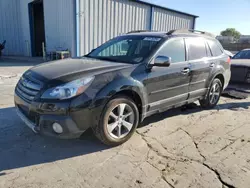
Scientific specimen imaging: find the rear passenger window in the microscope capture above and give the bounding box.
[157,38,186,63]
[186,38,207,60]
[205,43,212,57]
[207,39,223,57]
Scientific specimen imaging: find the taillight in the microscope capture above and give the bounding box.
[227,57,231,64]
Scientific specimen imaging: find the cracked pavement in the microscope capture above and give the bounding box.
[0,59,250,188]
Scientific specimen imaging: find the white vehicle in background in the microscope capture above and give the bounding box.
[231,49,250,83]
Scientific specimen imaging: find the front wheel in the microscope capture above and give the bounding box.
[92,96,139,146]
[199,78,222,108]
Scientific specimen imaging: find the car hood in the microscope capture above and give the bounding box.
[231,59,250,67]
[27,57,133,83]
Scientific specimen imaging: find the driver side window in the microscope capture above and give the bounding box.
[157,38,186,63]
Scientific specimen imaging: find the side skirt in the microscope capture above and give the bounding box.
[143,96,203,119]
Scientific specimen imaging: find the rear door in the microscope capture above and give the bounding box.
[185,37,212,99]
[206,38,230,87]
[145,37,191,112]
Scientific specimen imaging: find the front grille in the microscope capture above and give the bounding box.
[16,76,43,103]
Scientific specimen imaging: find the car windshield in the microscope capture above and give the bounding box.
[86,35,163,64]
[232,50,250,59]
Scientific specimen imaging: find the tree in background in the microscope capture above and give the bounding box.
[220,28,241,40]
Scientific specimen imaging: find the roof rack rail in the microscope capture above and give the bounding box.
[127,30,154,34]
[167,29,215,38]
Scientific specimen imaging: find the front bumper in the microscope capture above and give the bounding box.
[14,93,91,139]
[16,107,39,133]
[222,68,231,90]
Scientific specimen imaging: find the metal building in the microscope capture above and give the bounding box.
[0,0,198,57]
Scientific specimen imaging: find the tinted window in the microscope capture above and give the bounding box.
[207,39,223,56]
[186,38,206,60]
[232,50,250,59]
[205,43,212,57]
[98,40,129,57]
[158,38,186,63]
[134,40,159,55]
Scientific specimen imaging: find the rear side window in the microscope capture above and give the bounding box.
[207,39,223,57]
[205,43,212,57]
[157,38,186,63]
[186,38,207,60]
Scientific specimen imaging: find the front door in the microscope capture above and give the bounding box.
[145,38,191,112]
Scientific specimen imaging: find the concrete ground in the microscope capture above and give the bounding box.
[0,58,250,188]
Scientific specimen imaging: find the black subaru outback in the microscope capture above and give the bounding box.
[15,29,231,146]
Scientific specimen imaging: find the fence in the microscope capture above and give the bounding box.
[221,43,250,52]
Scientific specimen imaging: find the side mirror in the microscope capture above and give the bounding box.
[153,56,171,67]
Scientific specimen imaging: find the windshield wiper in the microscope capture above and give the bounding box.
[97,57,133,64]
[96,57,120,62]
[84,56,133,64]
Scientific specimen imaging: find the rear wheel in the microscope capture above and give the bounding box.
[92,96,139,146]
[199,78,222,108]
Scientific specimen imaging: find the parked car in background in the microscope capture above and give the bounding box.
[231,49,250,83]
[14,29,231,146]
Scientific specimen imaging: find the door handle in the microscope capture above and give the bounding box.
[181,68,190,74]
[210,63,215,68]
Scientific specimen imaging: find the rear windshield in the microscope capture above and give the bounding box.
[232,50,250,59]
[86,35,163,64]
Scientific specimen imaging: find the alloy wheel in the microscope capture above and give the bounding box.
[209,82,221,104]
[107,103,135,139]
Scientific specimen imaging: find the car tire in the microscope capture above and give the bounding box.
[92,96,139,146]
[199,78,222,108]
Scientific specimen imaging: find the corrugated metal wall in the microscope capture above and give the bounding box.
[152,7,194,31]
[0,0,32,56]
[0,0,75,56]
[0,0,195,57]
[43,0,76,56]
[0,0,20,56]
[79,0,151,55]
[78,0,195,56]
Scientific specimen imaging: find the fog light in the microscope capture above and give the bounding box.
[52,123,63,134]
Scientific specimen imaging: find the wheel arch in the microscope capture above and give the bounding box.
[92,77,148,122]
[111,89,144,121]
[214,74,225,89]
[207,71,225,89]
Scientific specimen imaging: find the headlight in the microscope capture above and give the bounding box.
[41,76,94,100]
